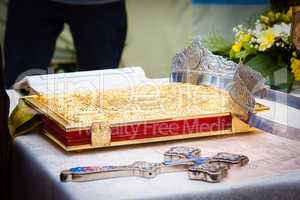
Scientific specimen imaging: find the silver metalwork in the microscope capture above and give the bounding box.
[170,38,266,121]
[163,146,201,161]
[60,161,163,182]
[188,162,228,183]
[209,152,249,167]
[60,146,249,183]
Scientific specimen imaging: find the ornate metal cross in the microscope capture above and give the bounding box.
[60,146,248,183]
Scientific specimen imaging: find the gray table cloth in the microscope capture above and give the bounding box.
[7,85,300,200]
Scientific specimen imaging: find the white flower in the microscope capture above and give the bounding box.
[257,28,276,51]
[253,23,264,36]
[293,51,297,57]
[250,38,257,43]
[272,23,291,37]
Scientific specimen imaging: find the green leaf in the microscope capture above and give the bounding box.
[245,54,294,92]
[202,32,232,55]
[235,50,248,60]
[270,69,294,92]
[243,43,257,57]
[229,49,236,60]
[246,54,281,76]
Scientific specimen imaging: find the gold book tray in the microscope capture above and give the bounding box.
[22,83,269,151]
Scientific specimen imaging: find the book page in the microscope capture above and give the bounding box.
[14,67,148,95]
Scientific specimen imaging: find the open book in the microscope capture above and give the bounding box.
[13,67,163,95]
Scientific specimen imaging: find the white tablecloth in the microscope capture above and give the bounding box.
[8,84,300,200]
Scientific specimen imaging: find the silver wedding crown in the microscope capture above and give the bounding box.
[170,38,266,121]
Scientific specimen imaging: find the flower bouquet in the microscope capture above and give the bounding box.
[203,8,300,92]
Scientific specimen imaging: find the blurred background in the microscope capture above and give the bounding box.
[3,0,300,93]
[0,0,269,78]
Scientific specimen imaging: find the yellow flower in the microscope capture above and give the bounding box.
[257,28,275,51]
[291,58,300,81]
[241,33,251,43]
[266,11,275,22]
[260,16,269,24]
[232,42,242,53]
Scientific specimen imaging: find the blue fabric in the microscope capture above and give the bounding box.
[250,89,300,141]
[192,0,268,5]
[249,115,300,141]
[262,89,300,110]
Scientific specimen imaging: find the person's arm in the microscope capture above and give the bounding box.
[0,45,9,132]
[0,45,11,199]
